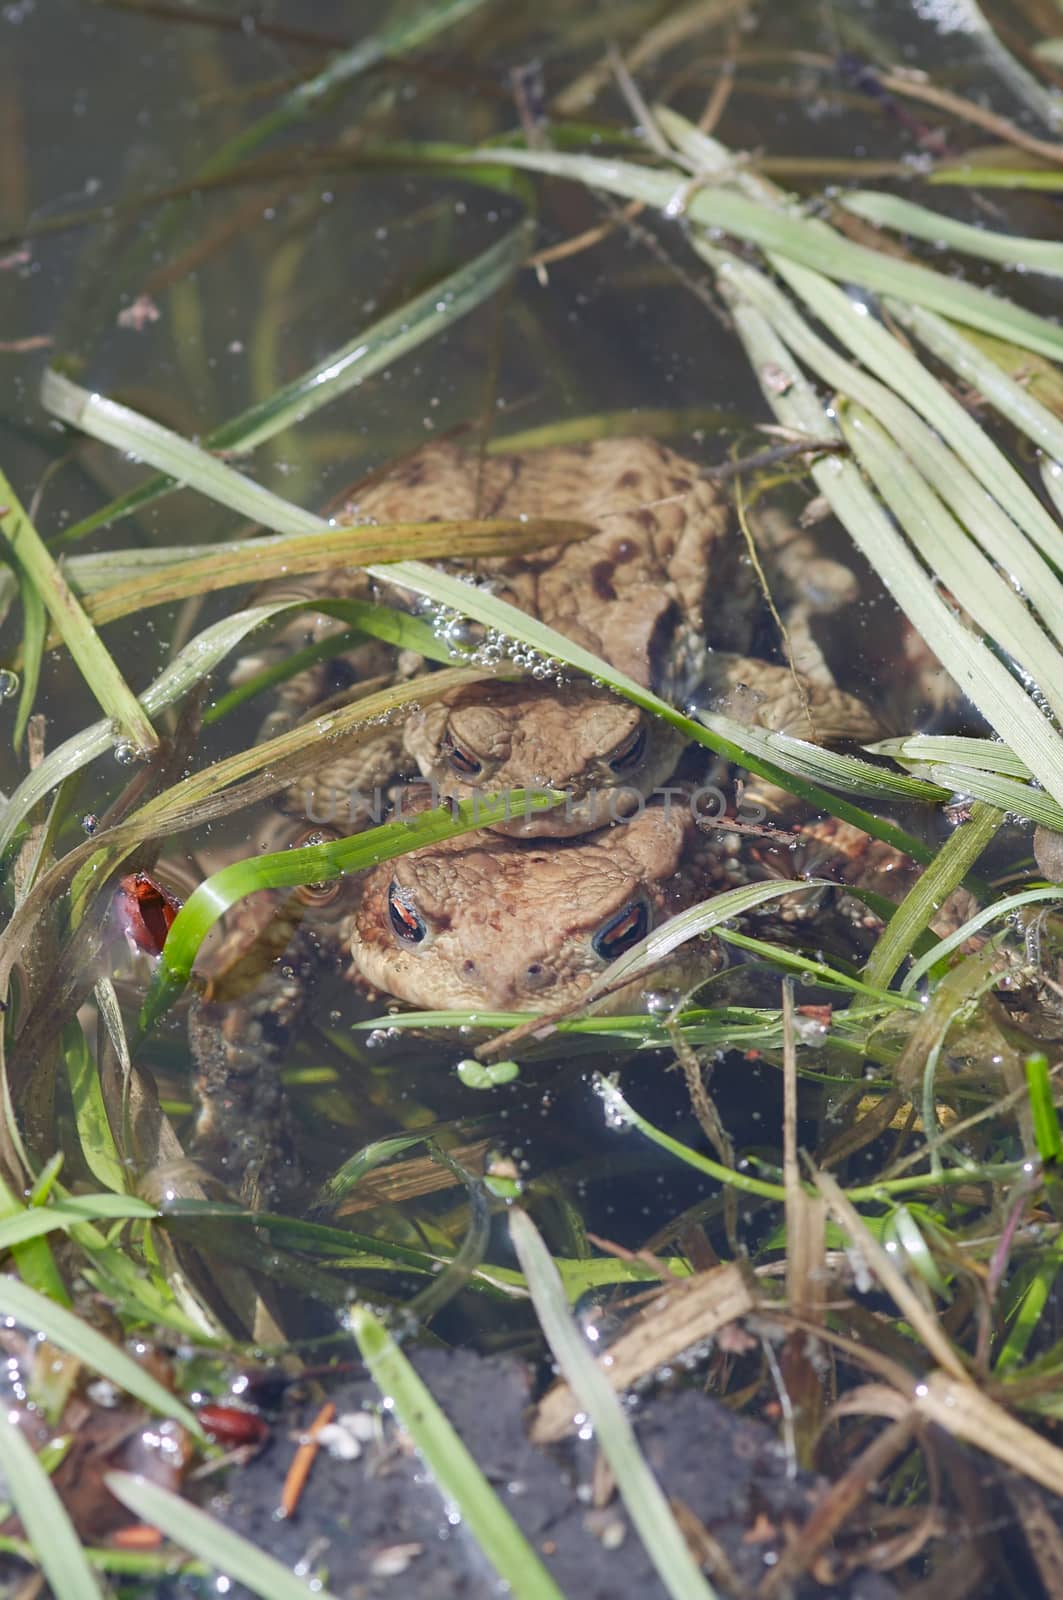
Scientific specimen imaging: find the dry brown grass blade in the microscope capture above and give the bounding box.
[333,1140,493,1216]
[914,1374,1063,1500]
[529,1261,754,1444]
[756,1412,916,1598]
[877,67,1063,165]
[1005,1476,1063,1599]
[813,1169,967,1381]
[65,517,594,639]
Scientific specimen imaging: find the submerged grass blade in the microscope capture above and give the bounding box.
[890,299,1063,466]
[0,1275,203,1438]
[12,565,44,752]
[0,469,157,753]
[0,599,358,856]
[509,1209,720,1600]
[841,191,1063,279]
[107,1474,337,1600]
[701,246,1063,636]
[349,1305,566,1600]
[58,221,534,543]
[0,1408,103,1600]
[457,146,1063,361]
[66,515,592,635]
[837,402,1063,807]
[863,801,1003,991]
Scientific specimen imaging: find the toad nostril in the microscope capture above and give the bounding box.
[525,961,548,988]
[463,958,477,974]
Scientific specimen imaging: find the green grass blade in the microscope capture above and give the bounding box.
[42,371,337,539]
[0,1274,203,1437]
[0,1407,103,1600]
[12,564,44,752]
[704,247,1063,635]
[890,299,1063,466]
[0,469,157,753]
[142,790,561,1026]
[901,886,1063,994]
[863,801,1002,991]
[697,712,951,803]
[210,219,533,453]
[65,1015,129,1194]
[837,403,1063,808]
[930,167,1063,191]
[55,218,530,544]
[841,191,1063,278]
[509,1209,720,1600]
[882,760,1063,830]
[0,1196,157,1253]
[349,1304,566,1600]
[870,736,1033,780]
[106,1473,337,1600]
[1026,1054,1063,1165]
[458,146,1063,360]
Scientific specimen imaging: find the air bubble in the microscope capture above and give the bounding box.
[113,741,141,765]
[0,670,18,700]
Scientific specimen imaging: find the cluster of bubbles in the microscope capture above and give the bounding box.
[468,627,565,685]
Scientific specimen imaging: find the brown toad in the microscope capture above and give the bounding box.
[249,436,876,837]
[346,802,720,1013]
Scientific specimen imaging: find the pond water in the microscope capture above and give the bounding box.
[3,1,1063,1589]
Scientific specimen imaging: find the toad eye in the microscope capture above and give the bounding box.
[387,881,426,944]
[292,828,344,906]
[591,898,649,962]
[442,729,483,778]
[608,723,647,774]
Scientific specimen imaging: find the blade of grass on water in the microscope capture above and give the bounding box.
[698,245,1063,638]
[0,1407,103,1600]
[889,299,1063,466]
[455,145,1063,361]
[0,1275,203,1438]
[57,220,534,543]
[0,469,157,753]
[59,513,592,637]
[841,191,1063,279]
[107,1473,337,1600]
[837,402,1063,808]
[349,1304,566,1600]
[863,801,1003,991]
[509,1209,720,1600]
[900,887,1063,996]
